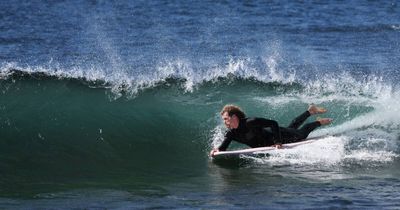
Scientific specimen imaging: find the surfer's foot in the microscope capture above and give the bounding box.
[308,104,327,115]
[317,117,332,125]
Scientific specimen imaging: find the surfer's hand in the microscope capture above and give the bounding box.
[209,149,219,157]
[273,144,283,149]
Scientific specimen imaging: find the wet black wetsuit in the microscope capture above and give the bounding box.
[218,111,321,151]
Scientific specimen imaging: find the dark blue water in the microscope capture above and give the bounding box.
[1,0,400,209]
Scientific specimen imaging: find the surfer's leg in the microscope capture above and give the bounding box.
[279,127,305,143]
[279,122,319,144]
[287,111,310,129]
[287,104,327,129]
[298,122,321,137]
[283,118,332,144]
[298,118,332,137]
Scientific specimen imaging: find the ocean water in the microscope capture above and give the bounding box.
[1,0,400,209]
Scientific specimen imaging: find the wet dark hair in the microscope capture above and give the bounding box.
[220,105,246,119]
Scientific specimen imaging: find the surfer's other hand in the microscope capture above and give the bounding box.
[273,144,283,149]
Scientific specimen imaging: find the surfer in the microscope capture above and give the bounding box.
[210,104,332,157]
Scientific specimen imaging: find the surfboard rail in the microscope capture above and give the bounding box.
[212,137,325,157]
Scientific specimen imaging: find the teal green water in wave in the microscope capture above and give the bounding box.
[1,71,399,201]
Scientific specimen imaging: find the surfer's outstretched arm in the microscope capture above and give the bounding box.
[217,131,234,151]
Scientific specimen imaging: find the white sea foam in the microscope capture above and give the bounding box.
[249,136,346,166]
[254,135,397,166]
[344,150,397,163]
[210,124,226,149]
[254,96,299,107]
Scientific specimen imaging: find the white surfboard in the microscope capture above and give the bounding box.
[212,136,326,158]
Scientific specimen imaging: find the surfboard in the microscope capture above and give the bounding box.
[212,137,324,159]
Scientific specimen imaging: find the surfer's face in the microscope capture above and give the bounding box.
[222,112,239,129]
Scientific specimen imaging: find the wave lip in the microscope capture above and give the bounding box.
[1,57,298,98]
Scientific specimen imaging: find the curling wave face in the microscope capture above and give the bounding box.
[1,62,399,177]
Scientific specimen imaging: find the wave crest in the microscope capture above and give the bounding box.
[1,60,397,101]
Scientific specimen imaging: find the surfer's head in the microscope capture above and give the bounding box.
[220,105,245,129]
